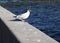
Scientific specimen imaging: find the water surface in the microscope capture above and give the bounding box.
[3,3,60,42]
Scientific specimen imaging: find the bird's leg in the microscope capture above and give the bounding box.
[22,20,25,22]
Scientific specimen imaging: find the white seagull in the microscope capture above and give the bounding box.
[14,9,31,22]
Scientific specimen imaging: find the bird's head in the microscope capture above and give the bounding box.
[28,9,32,12]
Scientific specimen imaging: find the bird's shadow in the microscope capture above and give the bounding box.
[9,19,27,22]
[10,19,21,21]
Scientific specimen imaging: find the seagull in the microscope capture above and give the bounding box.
[14,9,31,22]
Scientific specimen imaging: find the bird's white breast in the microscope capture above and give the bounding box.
[17,10,30,20]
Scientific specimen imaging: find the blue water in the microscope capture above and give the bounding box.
[4,3,60,42]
